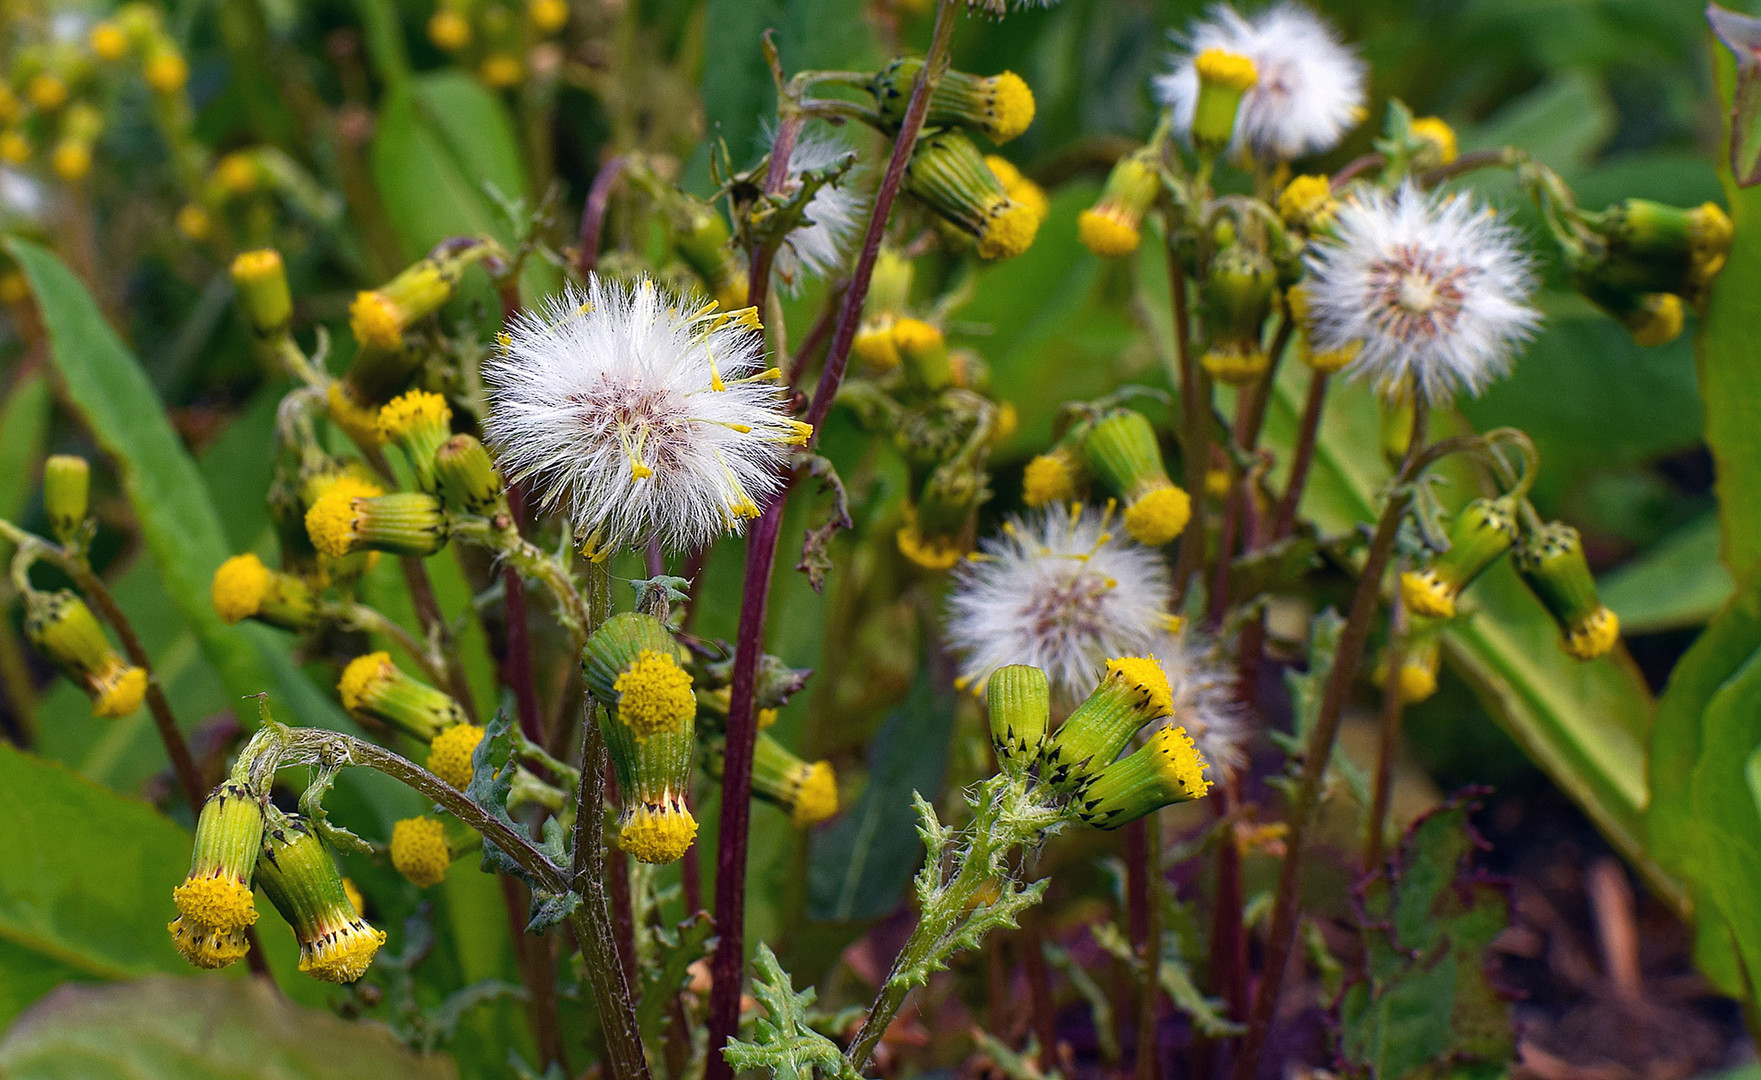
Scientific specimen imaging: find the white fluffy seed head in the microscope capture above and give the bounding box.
[1155,2,1366,161]
[946,504,1175,703]
[769,125,867,297]
[1303,183,1540,404]
[484,276,802,554]
[1150,631,1245,780]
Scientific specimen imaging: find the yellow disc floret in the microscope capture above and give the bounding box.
[1277,174,1335,230]
[1150,725,1211,800]
[300,919,387,982]
[378,388,451,443]
[792,762,839,827]
[173,873,260,931]
[1564,606,1620,661]
[891,317,943,356]
[52,142,92,182]
[145,52,190,94]
[168,916,251,969]
[987,72,1036,144]
[1201,346,1270,384]
[1023,453,1077,507]
[428,10,472,50]
[896,523,965,570]
[390,817,451,888]
[1123,484,1192,547]
[619,800,699,864]
[1105,655,1174,718]
[613,650,696,738]
[1078,208,1142,258]
[92,663,148,718]
[1396,662,1438,705]
[338,652,395,713]
[89,22,129,61]
[27,74,68,111]
[1411,116,1459,165]
[305,490,361,558]
[428,723,485,789]
[977,201,1039,261]
[350,290,405,353]
[1629,293,1683,347]
[212,553,273,624]
[1400,568,1457,620]
[529,0,571,34]
[1194,49,1258,91]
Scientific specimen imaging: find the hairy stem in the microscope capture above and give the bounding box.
[1169,253,1208,604]
[705,4,961,1075]
[1230,402,1429,1080]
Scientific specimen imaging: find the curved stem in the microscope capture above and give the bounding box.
[335,601,446,687]
[1230,401,1429,1080]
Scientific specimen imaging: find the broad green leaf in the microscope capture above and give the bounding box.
[1649,570,1761,997]
[0,745,191,985]
[5,240,353,740]
[808,668,954,921]
[1702,48,1761,578]
[0,975,457,1079]
[0,369,49,529]
[1600,513,1734,634]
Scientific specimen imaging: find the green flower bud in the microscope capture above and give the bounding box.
[1082,410,1191,547]
[747,733,839,827]
[1399,497,1518,620]
[582,613,698,864]
[904,131,1039,261]
[985,664,1050,774]
[168,780,265,969]
[1190,49,1258,156]
[376,390,452,494]
[1077,147,1162,258]
[305,491,449,558]
[434,433,507,516]
[871,57,1036,145]
[337,651,468,741]
[43,453,89,545]
[1593,198,1733,299]
[1038,657,1175,789]
[230,249,293,340]
[256,811,386,982]
[1200,244,1277,386]
[1070,724,1211,829]
[897,459,986,571]
[1513,521,1619,661]
[673,199,749,311]
[23,589,146,718]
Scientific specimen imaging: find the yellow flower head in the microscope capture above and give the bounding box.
[1078,207,1142,258]
[300,918,387,983]
[619,799,698,864]
[1564,606,1620,661]
[176,204,213,241]
[212,553,273,624]
[1411,116,1459,166]
[349,289,405,353]
[27,74,68,112]
[985,72,1036,144]
[1278,174,1336,231]
[1104,655,1175,719]
[1400,567,1457,620]
[338,652,396,713]
[1122,484,1192,547]
[173,873,260,932]
[1148,724,1211,800]
[427,723,485,789]
[1194,48,1258,92]
[377,388,452,442]
[304,490,361,558]
[52,142,92,183]
[168,916,251,969]
[613,650,696,738]
[428,10,472,51]
[91,661,148,718]
[326,383,385,447]
[390,816,451,888]
[977,200,1040,261]
[529,0,570,34]
[144,51,190,94]
[791,761,839,827]
[90,22,130,61]
[1022,453,1077,507]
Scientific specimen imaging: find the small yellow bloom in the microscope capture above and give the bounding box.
[619,799,698,864]
[428,10,472,51]
[390,816,452,888]
[1410,116,1459,166]
[89,22,130,62]
[427,723,485,789]
[1122,483,1191,548]
[613,650,696,738]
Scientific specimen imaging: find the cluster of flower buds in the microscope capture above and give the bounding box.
[1571,198,1733,347]
[1,4,189,185]
[582,613,701,864]
[869,58,1036,146]
[168,780,387,982]
[987,658,1211,829]
[1041,407,1191,548]
[903,130,1040,261]
[1400,495,1619,661]
[428,0,571,90]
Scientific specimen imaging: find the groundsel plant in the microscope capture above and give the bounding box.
[0,1,1744,1079]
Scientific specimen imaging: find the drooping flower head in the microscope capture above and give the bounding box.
[1302,184,1539,404]
[484,276,811,555]
[946,504,1175,701]
[1156,2,1366,161]
[768,124,867,296]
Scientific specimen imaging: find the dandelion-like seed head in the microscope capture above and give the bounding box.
[946,504,1175,702]
[485,276,805,554]
[1156,2,1366,161]
[1303,183,1539,404]
[769,125,868,296]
